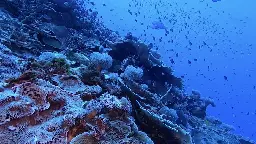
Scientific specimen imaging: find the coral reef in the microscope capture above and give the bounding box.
[89,52,113,70]
[0,0,254,144]
[120,65,144,81]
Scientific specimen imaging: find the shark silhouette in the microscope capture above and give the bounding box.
[150,21,167,30]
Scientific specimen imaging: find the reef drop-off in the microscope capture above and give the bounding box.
[0,0,254,144]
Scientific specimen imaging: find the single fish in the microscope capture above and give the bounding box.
[150,21,167,30]
[212,0,221,2]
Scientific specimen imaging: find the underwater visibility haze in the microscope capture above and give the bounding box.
[0,0,255,143]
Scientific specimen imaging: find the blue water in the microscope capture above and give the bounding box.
[93,0,256,141]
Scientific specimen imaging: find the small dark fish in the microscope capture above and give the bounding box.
[212,0,221,2]
[224,76,228,80]
[128,9,133,15]
[170,59,175,64]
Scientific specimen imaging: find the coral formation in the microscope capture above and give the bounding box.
[121,65,144,81]
[0,0,254,144]
[89,52,113,70]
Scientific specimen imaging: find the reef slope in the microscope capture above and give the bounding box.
[0,0,254,144]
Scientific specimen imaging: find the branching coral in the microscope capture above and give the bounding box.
[159,106,179,122]
[89,52,113,70]
[120,65,144,81]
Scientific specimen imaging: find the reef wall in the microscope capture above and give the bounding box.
[0,0,254,144]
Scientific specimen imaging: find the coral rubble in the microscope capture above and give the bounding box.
[0,0,254,144]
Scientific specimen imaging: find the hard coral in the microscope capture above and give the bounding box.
[103,73,122,95]
[85,93,132,118]
[14,82,50,111]
[89,52,113,70]
[0,0,254,143]
[51,75,87,94]
[0,43,25,83]
[80,85,102,101]
[121,65,143,81]
[159,106,179,122]
[186,92,215,119]
[70,132,98,144]
[98,117,154,144]
[38,52,67,63]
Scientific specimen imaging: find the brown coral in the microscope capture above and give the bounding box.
[15,82,49,110]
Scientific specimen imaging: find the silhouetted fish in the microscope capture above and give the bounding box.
[150,21,167,30]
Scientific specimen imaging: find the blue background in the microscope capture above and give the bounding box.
[92,0,256,141]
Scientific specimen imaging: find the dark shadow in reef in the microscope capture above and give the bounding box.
[109,40,183,95]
